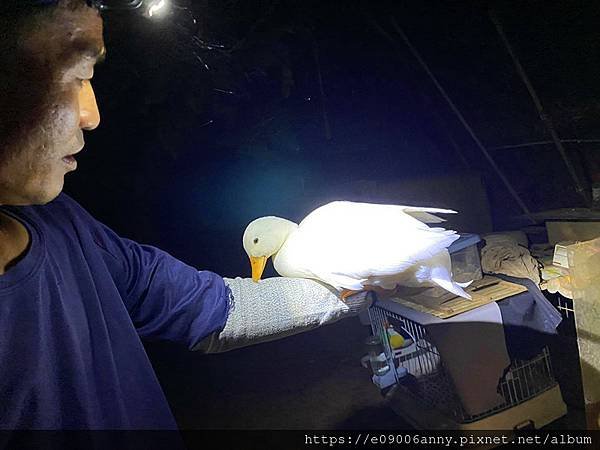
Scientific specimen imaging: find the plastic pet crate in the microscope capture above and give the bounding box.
[368,304,567,430]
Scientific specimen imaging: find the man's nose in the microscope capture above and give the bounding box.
[79,80,100,130]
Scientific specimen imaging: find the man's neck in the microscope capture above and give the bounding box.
[0,211,30,275]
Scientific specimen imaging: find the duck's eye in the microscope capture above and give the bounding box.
[253,238,259,244]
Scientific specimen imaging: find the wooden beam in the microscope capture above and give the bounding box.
[381,17,535,223]
[489,9,592,207]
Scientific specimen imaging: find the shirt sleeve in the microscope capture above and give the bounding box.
[90,220,231,350]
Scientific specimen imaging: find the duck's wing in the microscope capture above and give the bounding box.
[402,206,457,224]
[300,202,456,227]
[295,201,460,282]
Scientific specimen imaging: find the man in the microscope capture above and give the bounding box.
[0,1,370,429]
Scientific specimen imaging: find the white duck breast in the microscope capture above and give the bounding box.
[271,201,471,298]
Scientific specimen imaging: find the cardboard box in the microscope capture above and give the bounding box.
[390,275,527,319]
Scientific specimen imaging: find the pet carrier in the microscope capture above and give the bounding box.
[366,296,567,430]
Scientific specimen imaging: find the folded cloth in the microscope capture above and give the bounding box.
[495,275,563,361]
[481,234,541,285]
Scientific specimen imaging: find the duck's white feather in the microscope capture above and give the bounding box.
[273,201,463,293]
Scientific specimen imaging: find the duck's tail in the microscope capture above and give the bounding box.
[403,207,457,224]
[431,272,472,299]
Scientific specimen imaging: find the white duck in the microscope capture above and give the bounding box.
[242,201,472,299]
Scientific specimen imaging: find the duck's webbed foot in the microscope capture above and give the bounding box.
[364,284,401,300]
[340,289,362,302]
[340,285,400,302]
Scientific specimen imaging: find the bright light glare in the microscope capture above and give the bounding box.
[148,0,167,17]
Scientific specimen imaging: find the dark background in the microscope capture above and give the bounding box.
[63,0,598,429]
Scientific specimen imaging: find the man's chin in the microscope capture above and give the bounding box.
[37,186,64,205]
[0,169,67,205]
[23,180,64,206]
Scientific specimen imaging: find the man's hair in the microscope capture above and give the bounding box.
[0,1,88,44]
[0,1,88,68]
[0,0,88,16]
[0,2,59,27]
[0,0,89,155]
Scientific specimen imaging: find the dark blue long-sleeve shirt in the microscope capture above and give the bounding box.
[0,194,230,429]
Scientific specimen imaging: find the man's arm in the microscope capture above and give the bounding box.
[77,197,371,351]
[194,277,373,353]
[92,220,372,351]
[97,224,371,351]
[55,195,372,351]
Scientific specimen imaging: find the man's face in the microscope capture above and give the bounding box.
[0,3,104,205]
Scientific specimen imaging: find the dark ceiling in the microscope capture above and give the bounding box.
[66,0,600,275]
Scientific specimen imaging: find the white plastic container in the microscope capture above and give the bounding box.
[448,233,483,284]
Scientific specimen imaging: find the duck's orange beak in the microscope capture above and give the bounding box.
[250,256,268,282]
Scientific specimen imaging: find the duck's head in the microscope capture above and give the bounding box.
[242,216,298,282]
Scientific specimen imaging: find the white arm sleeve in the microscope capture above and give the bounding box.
[192,277,373,353]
